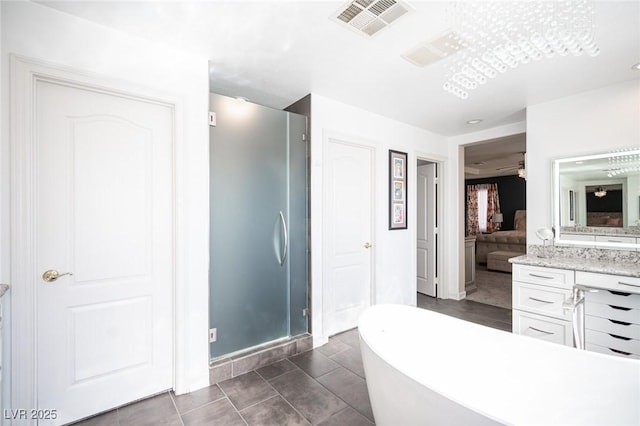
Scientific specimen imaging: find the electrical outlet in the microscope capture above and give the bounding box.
[209,328,217,343]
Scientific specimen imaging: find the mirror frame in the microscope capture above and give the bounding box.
[553,148,640,251]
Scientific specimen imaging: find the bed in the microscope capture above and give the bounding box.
[475,210,527,264]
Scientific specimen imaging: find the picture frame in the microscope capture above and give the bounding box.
[389,150,408,230]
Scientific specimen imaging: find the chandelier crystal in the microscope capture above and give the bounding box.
[594,186,607,198]
[444,1,600,99]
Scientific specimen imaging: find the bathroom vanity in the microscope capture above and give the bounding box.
[512,148,640,359]
[511,255,640,359]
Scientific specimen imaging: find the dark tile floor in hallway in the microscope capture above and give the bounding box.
[75,296,511,426]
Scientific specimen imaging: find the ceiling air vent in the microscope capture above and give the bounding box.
[332,0,412,38]
[402,30,467,67]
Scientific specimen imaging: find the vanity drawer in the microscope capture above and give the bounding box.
[512,265,575,289]
[513,310,572,346]
[586,343,640,360]
[513,282,572,320]
[585,290,640,310]
[586,329,640,355]
[585,315,640,339]
[576,271,640,293]
[585,302,640,324]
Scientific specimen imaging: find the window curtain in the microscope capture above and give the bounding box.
[466,184,479,236]
[466,183,502,235]
[486,183,501,233]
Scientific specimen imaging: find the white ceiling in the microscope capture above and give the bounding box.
[38,0,640,136]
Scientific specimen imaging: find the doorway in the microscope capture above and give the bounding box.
[323,136,375,337]
[416,160,438,298]
[11,58,176,425]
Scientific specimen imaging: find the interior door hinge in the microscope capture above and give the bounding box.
[302,133,307,142]
[209,112,217,127]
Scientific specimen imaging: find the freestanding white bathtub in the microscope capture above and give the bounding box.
[359,304,640,425]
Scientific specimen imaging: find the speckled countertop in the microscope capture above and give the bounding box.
[0,284,8,298]
[510,254,640,278]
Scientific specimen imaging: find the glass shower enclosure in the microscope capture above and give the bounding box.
[209,93,308,359]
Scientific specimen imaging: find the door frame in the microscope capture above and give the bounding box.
[10,55,181,419]
[414,153,445,300]
[321,132,376,341]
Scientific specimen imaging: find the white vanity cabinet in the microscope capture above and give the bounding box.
[512,264,575,346]
[578,272,640,360]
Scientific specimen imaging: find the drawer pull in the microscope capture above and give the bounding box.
[609,348,632,356]
[529,326,554,335]
[528,297,554,304]
[608,305,632,311]
[609,319,632,326]
[529,273,554,279]
[618,281,640,289]
[609,334,632,341]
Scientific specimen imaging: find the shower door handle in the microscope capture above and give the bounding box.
[279,211,288,267]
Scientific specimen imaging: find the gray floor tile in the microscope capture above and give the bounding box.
[171,385,225,414]
[288,350,340,378]
[256,359,299,380]
[316,367,373,421]
[316,407,373,426]
[269,369,347,424]
[331,329,360,349]
[117,393,181,426]
[72,409,119,426]
[316,339,350,357]
[181,398,245,426]
[329,347,365,378]
[240,395,310,426]
[219,371,278,410]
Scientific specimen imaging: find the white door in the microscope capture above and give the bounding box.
[417,163,437,296]
[35,79,174,424]
[324,138,374,336]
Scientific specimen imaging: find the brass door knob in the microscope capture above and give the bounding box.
[42,269,73,283]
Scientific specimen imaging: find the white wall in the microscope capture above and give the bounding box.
[309,94,449,346]
[1,1,211,409]
[526,80,640,243]
[448,121,527,296]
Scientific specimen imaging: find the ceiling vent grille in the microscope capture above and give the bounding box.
[332,0,412,38]
[402,30,468,67]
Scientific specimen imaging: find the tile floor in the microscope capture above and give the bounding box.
[74,296,512,426]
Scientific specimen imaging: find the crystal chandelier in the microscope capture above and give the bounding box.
[443,1,600,99]
[606,149,640,177]
[594,186,607,198]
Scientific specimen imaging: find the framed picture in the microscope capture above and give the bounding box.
[389,150,408,230]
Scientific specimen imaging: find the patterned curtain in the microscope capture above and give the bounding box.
[486,183,502,233]
[466,184,479,236]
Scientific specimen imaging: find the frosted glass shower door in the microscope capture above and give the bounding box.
[209,93,306,358]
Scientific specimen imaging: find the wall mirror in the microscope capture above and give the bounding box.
[553,148,640,250]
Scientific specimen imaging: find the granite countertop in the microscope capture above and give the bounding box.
[0,284,8,298]
[510,254,640,278]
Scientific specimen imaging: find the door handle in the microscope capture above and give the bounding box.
[42,269,73,283]
[364,242,372,249]
[279,211,288,267]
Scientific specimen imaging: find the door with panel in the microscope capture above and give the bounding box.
[417,163,437,296]
[324,138,374,336]
[35,79,174,425]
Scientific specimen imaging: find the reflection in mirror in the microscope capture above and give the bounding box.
[554,148,640,250]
